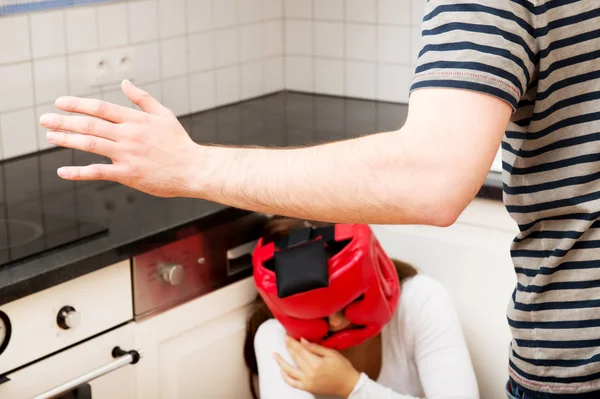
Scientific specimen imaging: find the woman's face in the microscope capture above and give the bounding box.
[327,310,352,332]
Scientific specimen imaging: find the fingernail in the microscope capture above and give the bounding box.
[57,168,70,178]
[46,131,57,142]
[55,97,68,108]
[300,338,307,344]
[39,114,53,126]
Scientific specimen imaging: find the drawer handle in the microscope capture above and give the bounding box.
[226,240,258,276]
[32,347,141,399]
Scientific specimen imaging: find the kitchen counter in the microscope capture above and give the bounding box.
[0,91,503,306]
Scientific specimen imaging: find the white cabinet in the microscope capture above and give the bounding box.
[158,306,253,399]
[371,198,518,399]
[134,277,258,399]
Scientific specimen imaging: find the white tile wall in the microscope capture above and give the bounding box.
[0,0,285,160]
[1,0,424,160]
[214,28,239,67]
[314,0,344,20]
[0,15,31,64]
[0,108,37,159]
[33,57,68,105]
[30,10,65,59]
[97,3,129,48]
[284,0,312,18]
[190,71,216,112]
[128,1,159,43]
[187,0,212,33]
[284,0,426,102]
[216,65,240,106]
[158,0,186,38]
[162,75,190,115]
[314,21,344,58]
[314,58,344,96]
[65,7,99,53]
[160,36,188,78]
[345,0,376,23]
[0,63,34,112]
[188,32,214,73]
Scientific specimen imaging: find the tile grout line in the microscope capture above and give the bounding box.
[183,0,192,114]
[311,0,315,93]
[0,17,283,69]
[281,0,287,92]
[94,4,106,102]
[211,0,218,107]
[26,12,39,156]
[236,0,242,103]
[342,0,347,97]
[375,0,380,101]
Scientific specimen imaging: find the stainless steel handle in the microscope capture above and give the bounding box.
[227,240,258,260]
[226,240,258,276]
[32,347,141,399]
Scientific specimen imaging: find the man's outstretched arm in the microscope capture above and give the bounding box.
[40,80,511,226]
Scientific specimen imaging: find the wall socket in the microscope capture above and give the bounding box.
[89,47,137,89]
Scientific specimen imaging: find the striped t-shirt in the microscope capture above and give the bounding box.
[410,1,600,395]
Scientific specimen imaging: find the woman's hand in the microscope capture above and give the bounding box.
[274,336,360,398]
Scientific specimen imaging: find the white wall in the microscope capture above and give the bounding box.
[372,199,519,399]
[0,0,284,160]
[283,0,425,102]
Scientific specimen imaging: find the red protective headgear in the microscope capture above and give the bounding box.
[253,223,400,350]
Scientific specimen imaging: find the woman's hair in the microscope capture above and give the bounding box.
[243,217,418,399]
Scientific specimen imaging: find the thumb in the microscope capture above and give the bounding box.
[121,80,166,115]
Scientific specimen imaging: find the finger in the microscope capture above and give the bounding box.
[280,369,304,391]
[56,164,117,181]
[121,80,167,116]
[46,131,117,158]
[274,353,303,380]
[286,336,317,368]
[300,338,330,357]
[54,96,142,124]
[40,114,118,140]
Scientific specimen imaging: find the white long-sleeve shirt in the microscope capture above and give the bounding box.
[254,274,479,399]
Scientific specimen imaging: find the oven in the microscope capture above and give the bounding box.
[0,260,138,399]
[0,211,269,399]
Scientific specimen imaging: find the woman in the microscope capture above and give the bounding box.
[244,217,479,399]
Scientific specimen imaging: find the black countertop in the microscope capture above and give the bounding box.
[0,91,502,306]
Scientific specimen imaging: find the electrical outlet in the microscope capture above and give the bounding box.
[111,47,137,85]
[88,48,137,90]
[88,51,113,88]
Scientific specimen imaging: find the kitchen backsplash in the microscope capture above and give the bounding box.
[0,0,421,161]
[283,0,425,102]
[0,0,284,159]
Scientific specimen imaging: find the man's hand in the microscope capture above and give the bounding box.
[274,336,360,398]
[40,80,201,198]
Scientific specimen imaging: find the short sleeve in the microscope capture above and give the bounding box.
[410,1,538,110]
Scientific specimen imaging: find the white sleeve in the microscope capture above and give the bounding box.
[254,319,316,399]
[349,276,479,399]
[348,373,421,399]
[408,277,479,399]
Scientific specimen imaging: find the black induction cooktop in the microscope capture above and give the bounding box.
[0,148,110,267]
[0,213,108,267]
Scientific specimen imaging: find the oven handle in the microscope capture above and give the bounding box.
[32,347,141,399]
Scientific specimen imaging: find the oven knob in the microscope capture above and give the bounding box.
[159,264,184,285]
[57,306,81,330]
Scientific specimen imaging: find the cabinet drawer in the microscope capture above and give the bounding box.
[0,260,133,374]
